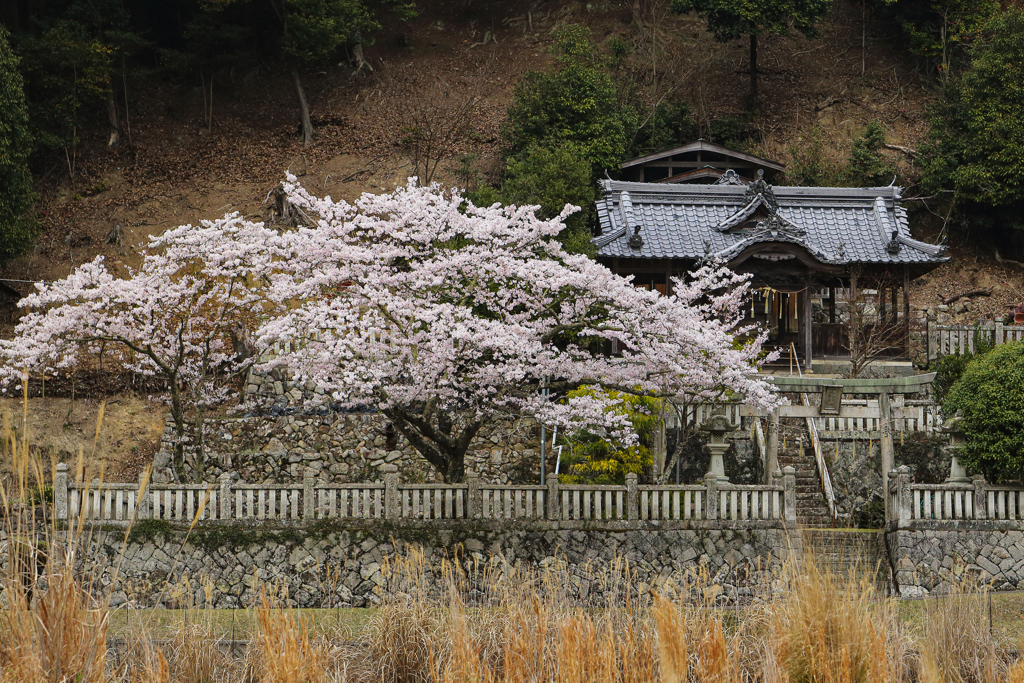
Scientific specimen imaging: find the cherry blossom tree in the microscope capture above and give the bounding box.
[0,215,279,480]
[255,176,780,483]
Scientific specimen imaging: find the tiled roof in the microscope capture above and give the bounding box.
[594,179,948,268]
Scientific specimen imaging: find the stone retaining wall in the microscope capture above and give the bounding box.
[885,524,1024,597]
[153,412,544,485]
[62,521,796,608]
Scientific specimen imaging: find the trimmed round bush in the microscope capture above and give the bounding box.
[945,341,1024,482]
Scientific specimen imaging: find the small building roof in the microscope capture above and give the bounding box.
[620,140,786,172]
[594,177,948,276]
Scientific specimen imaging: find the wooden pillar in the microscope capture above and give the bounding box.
[903,265,911,357]
[665,259,673,297]
[879,285,887,322]
[803,283,813,371]
[890,287,898,325]
[828,286,836,324]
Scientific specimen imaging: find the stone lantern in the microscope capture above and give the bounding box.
[943,411,970,484]
[701,409,738,483]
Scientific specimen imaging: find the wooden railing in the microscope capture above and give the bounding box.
[54,465,797,527]
[887,468,1024,525]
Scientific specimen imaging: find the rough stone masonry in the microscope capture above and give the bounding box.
[61,521,795,608]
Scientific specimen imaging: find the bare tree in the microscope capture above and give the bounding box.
[384,73,482,185]
[843,267,907,378]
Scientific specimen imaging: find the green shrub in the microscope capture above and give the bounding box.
[854,499,885,528]
[848,121,894,186]
[558,387,661,485]
[503,24,627,177]
[944,341,1024,482]
[930,328,993,404]
[786,127,847,187]
[501,143,596,255]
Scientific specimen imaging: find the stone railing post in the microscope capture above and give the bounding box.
[995,321,1005,346]
[896,465,912,527]
[766,409,780,485]
[626,472,638,521]
[704,472,719,520]
[137,470,151,519]
[973,474,988,520]
[546,475,560,521]
[384,472,399,520]
[782,466,797,525]
[219,472,232,520]
[926,312,937,362]
[772,468,783,518]
[466,472,481,519]
[302,469,315,520]
[54,462,68,521]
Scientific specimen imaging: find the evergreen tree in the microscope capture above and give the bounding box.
[0,26,37,263]
[848,121,894,186]
[670,0,830,101]
[502,25,628,176]
[921,9,1024,233]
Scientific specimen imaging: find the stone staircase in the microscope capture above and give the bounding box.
[801,529,892,594]
[776,419,834,528]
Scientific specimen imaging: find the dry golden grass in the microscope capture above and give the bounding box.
[2,395,1024,682]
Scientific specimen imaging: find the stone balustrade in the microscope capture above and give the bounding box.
[886,466,1024,526]
[54,463,798,528]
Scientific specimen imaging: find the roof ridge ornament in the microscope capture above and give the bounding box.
[714,169,745,185]
[628,225,644,249]
[743,169,779,212]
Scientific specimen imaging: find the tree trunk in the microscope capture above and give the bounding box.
[106,84,120,147]
[292,68,313,148]
[383,406,481,483]
[749,34,759,102]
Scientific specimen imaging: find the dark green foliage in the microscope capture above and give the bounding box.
[895,432,949,484]
[670,0,830,42]
[921,9,1024,234]
[944,341,1024,482]
[627,102,698,158]
[854,499,885,528]
[127,519,175,545]
[503,25,628,177]
[501,144,596,255]
[877,0,998,77]
[706,116,759,149]
[786,127,847,187]
[281,0,378,63]
[848,121,894,186]
[930,328,993,404]
[667,429,761,485]
[27,484,54,505]
[0,26,36,263]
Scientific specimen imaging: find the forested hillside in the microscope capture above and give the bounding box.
[1,0,1023,318]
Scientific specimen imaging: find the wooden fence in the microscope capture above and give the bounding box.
[53,464,796,527]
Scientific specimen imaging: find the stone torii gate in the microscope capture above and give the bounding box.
[763,373,937,519]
